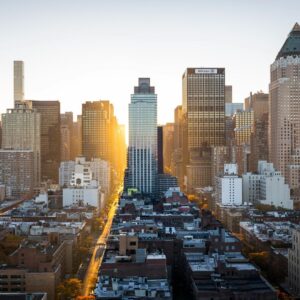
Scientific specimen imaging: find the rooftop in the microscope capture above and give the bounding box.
[276,22,300,60]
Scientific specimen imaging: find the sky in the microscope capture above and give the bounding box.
[0,0,300,127]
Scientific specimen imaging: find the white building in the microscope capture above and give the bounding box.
[59,161,75,187]
[63,181,103,210]
[59,157,110,194]
[127,78,157,194]
[90,158,111,194]
[288,226,300,297]
[62,157,104,210]
[243,161,293,209]
[216,164,242,206]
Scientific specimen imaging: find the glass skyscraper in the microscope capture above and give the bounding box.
[127,78,157,194]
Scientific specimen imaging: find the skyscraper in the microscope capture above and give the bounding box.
[225,85,232,104]
[269,23,300,181]
[60,112,73,161]
[2,101,40,187]
[127,78,157,194]
[163,123,174,174]
[72,115,82,159]
[244,91,268,120]
[82,101,112,162]
[29,100,61,183]
[234,110,254,146]
[171,105,187,187]
[14,60,24,104]
[0,150,34,197]
[157,125,164,174]
[183,68,225,150]
[183,68,225,190]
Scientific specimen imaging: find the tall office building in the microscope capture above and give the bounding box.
[29,100,61,183]
[82,101,112,162]
[127,78,157,194]
[183,68,225,190]
[72,115,82,158]
[1,102,40,187]
[60,112,73,161]
[0,150,34,197]
[171,105,188,187]
[14,60,24,104]
[269,23,300,180]
[234,110,254,146]
[244,91,269,120]
[163,123,174,174]
[250,113,269,172]
[225,85,232,103]
[183,68,225,149]
[157,126,164,174]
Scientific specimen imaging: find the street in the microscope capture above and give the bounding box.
[81,187,121,296]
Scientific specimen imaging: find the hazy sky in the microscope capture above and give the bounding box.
[0,0,299,126]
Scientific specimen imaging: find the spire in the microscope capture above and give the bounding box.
[291,22,300,32]
[276,22,300,60]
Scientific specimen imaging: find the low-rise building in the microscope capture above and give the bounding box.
[243,161,293,209]
[216,164,242,206]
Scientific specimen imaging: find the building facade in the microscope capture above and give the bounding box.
[234,110,254,146]
[243,160,293,209]
[182,68,225,192]
[30,100,61,183]
[14,60,24,104]
[0,150,34,197]
[82,101,112,162]
[269,23,300,181]
[1,102,40,187]
[216,164,242,206]
[127,78,158,194]
[59,156,110,193]
[182,68,225,149]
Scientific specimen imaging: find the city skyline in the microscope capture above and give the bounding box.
[0,1,300,127]
[2,3,300,298]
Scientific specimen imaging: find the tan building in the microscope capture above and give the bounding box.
[72,115,82,159]
[183,68,225,192]
[211,146,230,186]
[186,146,212,193]
[82,101,113,162]
[171,105,187,188]
[182,68,225,149]
[29,100,61,183]
[2,102,40,187]
[163,123,174,173]
[14,60,24,104]
[250,113,269,172]
[244,91,268,120]
[0,150,34,198]
[225,85,232,104]
[60,112,73,161]
[234,110,254,146]
[0,239,72,300]
[269,23,300,181]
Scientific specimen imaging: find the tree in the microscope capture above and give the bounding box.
[57,278,82,300]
